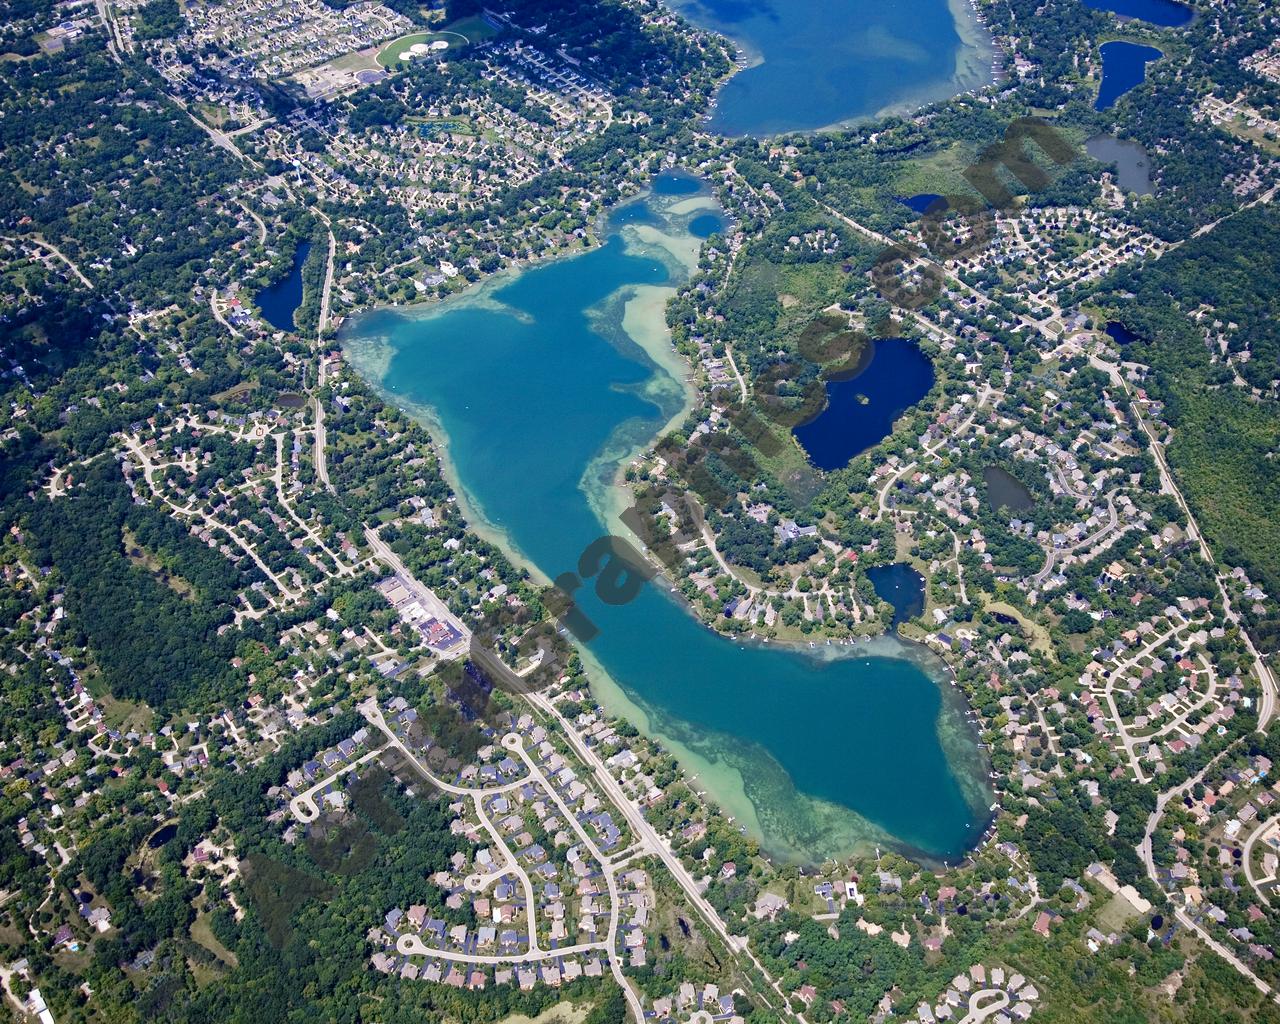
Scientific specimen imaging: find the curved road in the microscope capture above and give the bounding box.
[1090,356,1278,730]
[526,690,796,1020]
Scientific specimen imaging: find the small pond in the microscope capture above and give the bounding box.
[867,562,926,628]
[147,823,178,849]
[983,465,1035,513]
[1086,134,1153,195]
[899,194,946,215]
[1105,321,1143,346]
[257,239,312,333]
[1095,41,1163,111]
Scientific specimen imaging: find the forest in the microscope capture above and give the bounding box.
[1087,205,1280,650]
[19,461,244,708]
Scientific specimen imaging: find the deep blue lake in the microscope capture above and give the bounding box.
[793,339,936,472]
[1095,41,1163,111]
[1082,0,1193,28]
[257,240,311,333]
[868,562,926,627]
[668,0,993,135]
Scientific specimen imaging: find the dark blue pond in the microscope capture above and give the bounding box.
[1082,0,1193,28]
[1095,41,1163,111]
[868,562,926,627]
[257,240,311,333]
[793,339,935,471]
[899,193,946,215]
[1106,321,1142,346]
[147,823,178,849]
[689,213,726,239]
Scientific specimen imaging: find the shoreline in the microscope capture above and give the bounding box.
[341,175,996,868]
[670,0,997,137]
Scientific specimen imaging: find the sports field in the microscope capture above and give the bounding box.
[375,16,499,67]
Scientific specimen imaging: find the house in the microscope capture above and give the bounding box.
[752,893,789,920]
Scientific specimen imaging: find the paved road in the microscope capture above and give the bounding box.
[2,235,94,290]
[121,434,298,602]
[501,733,645,1022]
[874,384,993,522]
[958,989,1009,1024]
[239,200,268,245]
[1243,819,1277,907]
[1097,619,1193,783]
[1031,497,1119,587]
[362,527,471,654]
[312,226,337,494]
[289,749,381,822]
[311,397,332,491]
[1137,741,1279,1001]
[1090,355,1278,730]
[272,432,350,575]
[360,702,645,1020]
[93,0,125,60]
[526,690,796,1020]
[317,219,337,338]
[209,289,242,338]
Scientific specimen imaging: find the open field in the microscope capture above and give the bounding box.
[494,1005,589,1024]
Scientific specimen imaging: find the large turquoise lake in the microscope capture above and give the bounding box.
[669,0,995,135]
[342,176,993,864]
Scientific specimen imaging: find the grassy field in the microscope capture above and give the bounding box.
[122,525,197,599]
[323,49,381,74]
[892,141,976,198]
[211,379,259,404]
[1214,112,1280,157]
[195,101,229,128]
[376,31,461,67]
[191,912,239,969]
[495,1005,589,1024]
[92,687,154,734]
[984,598,1054,658]
[443,14,502,43]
